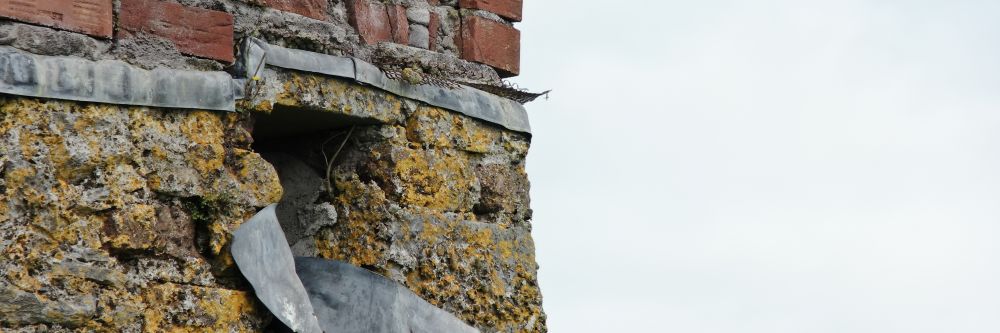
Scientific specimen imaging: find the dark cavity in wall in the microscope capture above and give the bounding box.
[250,106,373,256]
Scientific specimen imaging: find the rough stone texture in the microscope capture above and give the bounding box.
[0,96,282,331]
[229,3,359,58]
[262,151,337,255]
[459,0,523,22]
[245,71,546,332]
[0,22,110,60]
[119,0,236,62]
[261,0,328,20]
[0,0,113,38]
[0,0,541,330]
[409,24,430,49]
[373,42,503,84]
[431,6,462,54]
[407,7,432,26]
[460,15,520,77]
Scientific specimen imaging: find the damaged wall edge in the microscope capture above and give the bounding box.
[0,46,238,111]
[0,41,529,132]
[242,38,532,134]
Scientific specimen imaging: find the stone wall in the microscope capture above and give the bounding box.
[0,96,280,332]
[0,0,542,332]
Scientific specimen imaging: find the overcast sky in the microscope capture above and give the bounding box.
[512,1,1000,331]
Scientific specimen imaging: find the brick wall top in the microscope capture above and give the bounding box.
[460,0,523,22]
[0,0,525,77]
[0,0,113,38]
[461,16,520,77]
[119,0,235,63]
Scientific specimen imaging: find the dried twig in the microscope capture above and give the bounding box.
[321,126,355,195]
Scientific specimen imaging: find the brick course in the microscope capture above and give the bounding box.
[0,0,113,38]
[119,0,235,62]
[459,0,523,22]
[460,16,520,77]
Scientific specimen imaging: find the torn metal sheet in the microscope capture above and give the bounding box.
[231,205,323,333]
[240,38,531,134]
[295,257,481,333]
[0,46,237,111]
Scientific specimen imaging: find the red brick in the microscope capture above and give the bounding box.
[459,0,522,22]
[0,0,113,38]
[386,5,409,45]
[347,0,389,44]
[428,12,440,51]
[461,16,520,77]
[261,0,327,20]
[346,0,409,45]
[119,0,235,62]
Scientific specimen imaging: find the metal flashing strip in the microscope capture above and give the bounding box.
[231,205,323,333]
[242,38,531,134]
[295,257,481,333]
[231,205,480,333]
[0,47,237,111]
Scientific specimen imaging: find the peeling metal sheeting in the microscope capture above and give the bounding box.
[295,257,481,333]
[241,38,531,134]
[231,205,323,333]
[0,47,237,111]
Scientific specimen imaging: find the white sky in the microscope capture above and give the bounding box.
[513,1,1000,331]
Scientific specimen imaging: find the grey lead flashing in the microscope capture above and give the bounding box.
[0,47,237,111]
[242,38,531,134]
[296,257,481,333]
[231,205,323,333]
[232,205,481,333]
[244,39,355,79]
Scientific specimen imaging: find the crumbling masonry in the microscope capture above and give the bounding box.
[0,0,545,332]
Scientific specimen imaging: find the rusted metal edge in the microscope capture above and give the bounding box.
[241,38,531,134]
[0,46,237,111]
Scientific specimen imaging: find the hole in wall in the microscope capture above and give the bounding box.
[250,105,373,256]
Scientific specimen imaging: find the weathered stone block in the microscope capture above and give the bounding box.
[460,16,520,77]
[406,7,431,26]
[0,0,112,38]
[142,283,268,331]
[409,24,430,49]
[119,0,235,62]
[0,96,282,331]
[261,0,328,20]
[459,0,523,22]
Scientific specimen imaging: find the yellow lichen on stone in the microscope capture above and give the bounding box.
[0,96,280,332]
[256,71,405,124]
[404,106,502,154]
[391,146,479,212]
[141,283,265,332]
